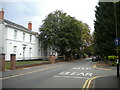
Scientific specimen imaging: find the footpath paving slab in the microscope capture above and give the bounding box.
[94,75,120,89]
[93,61,120,89]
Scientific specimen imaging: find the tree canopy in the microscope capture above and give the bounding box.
[39,10,91,59]
[94,2,120,57]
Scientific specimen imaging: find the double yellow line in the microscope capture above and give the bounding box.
[82,63,112,89]
[82,75,112,89]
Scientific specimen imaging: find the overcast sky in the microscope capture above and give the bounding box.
[0,0,99,33]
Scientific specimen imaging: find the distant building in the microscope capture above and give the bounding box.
[0,8,40,61]
[40,45,58,60]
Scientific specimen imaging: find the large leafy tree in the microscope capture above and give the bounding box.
[81,23,92,56]
[94,2,120,58]
[39,10,83,60]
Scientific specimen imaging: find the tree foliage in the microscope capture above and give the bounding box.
[81,23,92,56]
[94,2,120,57]
[39,10,92,59]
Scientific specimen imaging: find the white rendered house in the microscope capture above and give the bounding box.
[0,9,40,61]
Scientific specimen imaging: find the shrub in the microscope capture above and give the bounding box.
[108,55,117,61]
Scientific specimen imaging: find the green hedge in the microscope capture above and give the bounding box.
[108,55,117,61]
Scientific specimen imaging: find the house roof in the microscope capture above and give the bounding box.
[3,19,38,35]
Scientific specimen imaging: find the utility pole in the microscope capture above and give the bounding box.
[114,2,119,77]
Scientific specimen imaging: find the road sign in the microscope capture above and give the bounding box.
[114,38,120,46]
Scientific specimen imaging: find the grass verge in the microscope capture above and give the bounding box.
[5,61,49,70]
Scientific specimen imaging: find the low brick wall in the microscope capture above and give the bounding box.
[49,56,55,64]
[10,54,16,70]
[0,54,5,71]
[16,62,50,69]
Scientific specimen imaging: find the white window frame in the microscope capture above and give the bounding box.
[13,46,17,54]
[23,32,25,41]
[14,30,17,40]
[29,48,32,58]
[30,35,32,43]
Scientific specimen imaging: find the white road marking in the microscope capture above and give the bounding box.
[71,72,76,75]
[59,72,93,77]
[73,67,91,70]
[64,72,71,75]
[73,67,76,69]
[85,73,93,76]
[77,73,84,76]
[82,68,85,70]
[59,72,65,75]
[54,76,61,77]
[53,76,89,79]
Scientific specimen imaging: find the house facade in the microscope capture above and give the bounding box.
[0,9,41,61]
[0,8,58,61]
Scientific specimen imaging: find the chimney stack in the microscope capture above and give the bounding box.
[0,8,4,19]
[28,21,32,30]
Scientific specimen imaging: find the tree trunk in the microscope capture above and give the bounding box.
[65,54,71,61]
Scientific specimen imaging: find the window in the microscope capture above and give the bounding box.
[13,46,17,54]
[14,30,17,40]
[23,33,25,41]
[30,35,32,42]
[29,48,32,57]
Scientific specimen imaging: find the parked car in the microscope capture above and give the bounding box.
[92,56,98,62]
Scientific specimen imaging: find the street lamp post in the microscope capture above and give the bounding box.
[114,2,119,77]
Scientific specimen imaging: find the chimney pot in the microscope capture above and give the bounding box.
[28,21,32,30]
[0,8,4,19]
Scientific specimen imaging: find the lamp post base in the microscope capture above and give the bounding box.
[117,63,119,77]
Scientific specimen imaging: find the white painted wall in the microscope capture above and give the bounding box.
[5,26,39,61]
[1,20,57,61]
[0,22,7,54]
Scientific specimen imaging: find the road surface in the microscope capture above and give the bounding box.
[1,58,117,89]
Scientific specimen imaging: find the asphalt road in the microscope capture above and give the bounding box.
[1,58,117,89]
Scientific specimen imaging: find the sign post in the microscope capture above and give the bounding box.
[114,2,119,77]
[114,38,120,46]
[114,38,120,77]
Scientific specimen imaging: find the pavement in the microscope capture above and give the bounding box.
[94,75,120,89]
[93,61,120,89]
